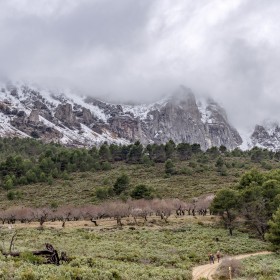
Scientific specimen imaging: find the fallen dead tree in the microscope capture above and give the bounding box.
[2,243,66,265]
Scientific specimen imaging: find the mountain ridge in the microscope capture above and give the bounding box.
[0,81,276,150]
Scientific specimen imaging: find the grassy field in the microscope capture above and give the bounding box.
[0,215,269,280]
[0,157,279,208]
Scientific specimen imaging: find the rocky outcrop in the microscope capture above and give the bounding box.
[75,108,94,125]
[203,100,242,150]
[11,111,62,141]
[28,110,40,123]
[54,103,79,128]
[108,115,143,142]
[116,87,242,150]
[251,122,280,150]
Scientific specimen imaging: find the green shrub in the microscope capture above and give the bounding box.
[101,161,111,171]
[95,187,110,200]
[131,184,153,199]
[261,161,273,170]
[189,161,197,168]
[180,167,193,175]
[165,159,176,175]
[7,190,15,200]
[113,174,129,195]
[20,252,45,265]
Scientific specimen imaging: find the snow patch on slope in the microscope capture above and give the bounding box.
[262,120,279,136]
[25,84,109,122]
[0,112,30,138]
[122,97,169,120]
[238,129,253,150]
[197,98,214,124]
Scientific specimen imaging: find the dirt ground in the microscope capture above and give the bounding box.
[192,251,272,280]
[0,214,218,230]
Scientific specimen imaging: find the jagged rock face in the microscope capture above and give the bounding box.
[142,100,207,146]
[251,123,280,150]
[54,103,79,128]
[28,109,40,123]
[75,108,94,125]
[135,90,242,150]
[203,100,242,150]
[108,115,143,142]
[33,100,52,121]
[0,82,243,149]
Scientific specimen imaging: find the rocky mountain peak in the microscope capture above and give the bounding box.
[0,81,246,150]
[250,120,280,150]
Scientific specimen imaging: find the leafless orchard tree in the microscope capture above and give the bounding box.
[0,209,8,224]
[0,195,215,229]
[80,205,104,226]
[103,201,130,227]
[151,199,174,222]
[55,205,75,227]
[14,207,34,223]
[3,207,18,224]
[196,194,214,216]
[128,199,153,225]
[33,207,51,226]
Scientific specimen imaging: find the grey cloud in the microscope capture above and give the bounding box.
[0,0,280,131]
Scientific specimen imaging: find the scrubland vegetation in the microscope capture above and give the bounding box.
[236,254,280,280]
[0,138,279,279]
[0,218,269,280]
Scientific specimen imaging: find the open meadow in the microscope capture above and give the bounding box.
[0,215,271,280]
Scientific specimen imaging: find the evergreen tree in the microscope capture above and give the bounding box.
[191,143,201,154]
[165,140,176,159]
[250,147,265,163]
[120,145,131,161]
[109,144,122,161]
[215,157,224,168]
[177,143,192,161]
[113,174,130,195]
[206,146,220,159]
[127,141,143,163]
[89,146,99,159]
[165,159,175,175]
[239,169,265,189]
[99,142,112,162]
[211,189,240,236]
[219,145,227,153]
[152,144,166,163]
[265,207,280,251]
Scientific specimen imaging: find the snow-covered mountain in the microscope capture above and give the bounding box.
[0,81,247,150]
[249,120,280,150]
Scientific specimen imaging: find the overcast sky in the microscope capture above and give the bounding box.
[0,0,280,130]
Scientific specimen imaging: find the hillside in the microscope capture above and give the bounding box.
[0,138,279,208]
[0,138,279,279]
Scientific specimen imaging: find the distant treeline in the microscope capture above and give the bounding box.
[0,137,279,189]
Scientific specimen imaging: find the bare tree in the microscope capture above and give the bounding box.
[14,207,34,223]
[104,201,130,227]
[196,194,214,216]
[129,199,153,225]
[151,199,174,222]
[33,207,51,227]
[56,205,74,227]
